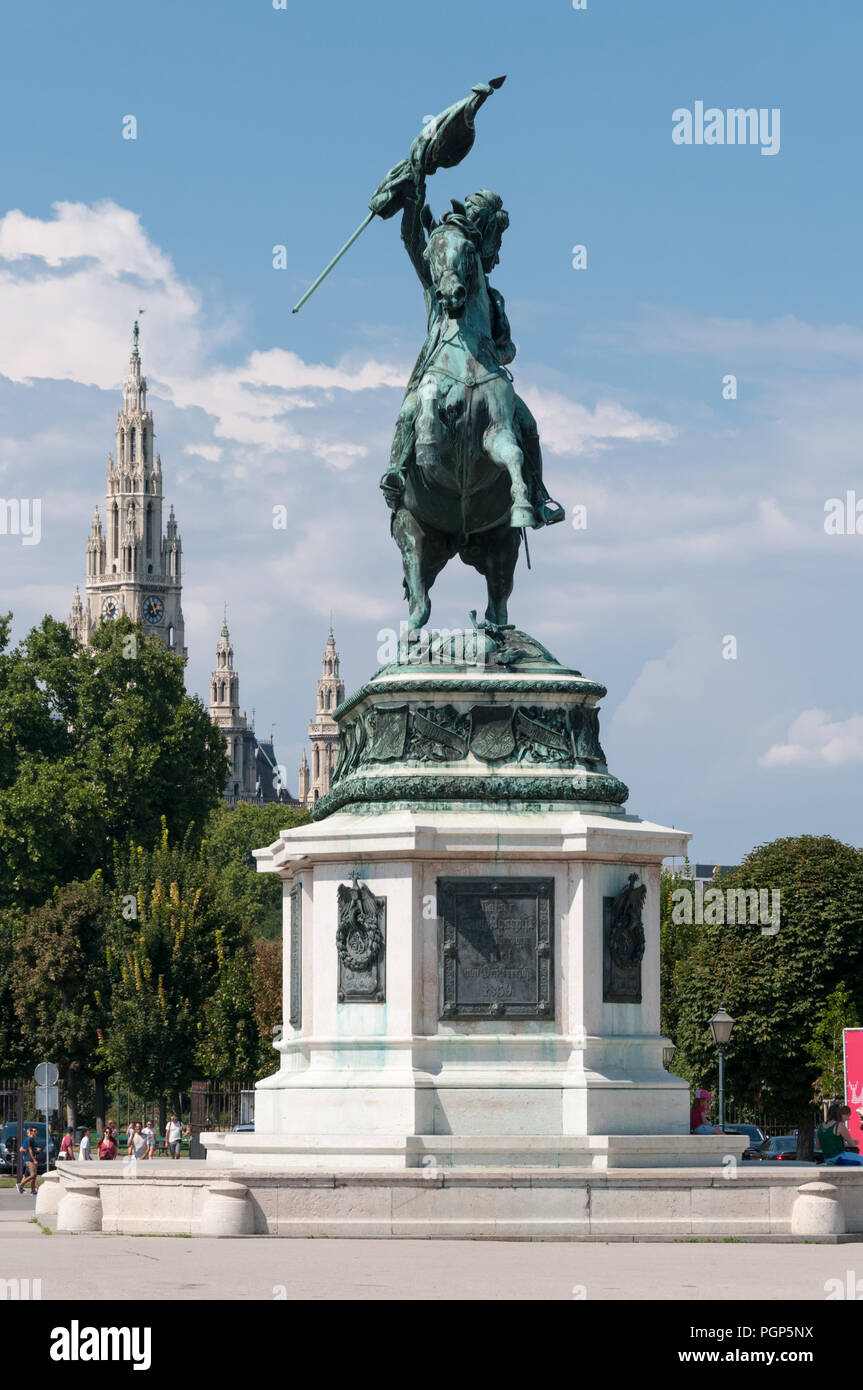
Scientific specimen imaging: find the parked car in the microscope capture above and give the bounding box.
[231,1123,254,1133]
[0,1121,56,1174]
[758,1134,801,1161]
[722,1123,765,1160]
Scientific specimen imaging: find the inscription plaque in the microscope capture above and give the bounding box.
[437,876,554,1020]
[288,882,302,1028]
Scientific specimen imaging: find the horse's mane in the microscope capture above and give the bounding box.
[427,206,483,250]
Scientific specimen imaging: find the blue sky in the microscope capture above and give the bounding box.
[0,0,861,861]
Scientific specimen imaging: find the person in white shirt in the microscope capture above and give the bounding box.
[143,1122,155,1160]
[165,1114,186,1159]
[131,1122,148,1160]
[78,1128,91,1160]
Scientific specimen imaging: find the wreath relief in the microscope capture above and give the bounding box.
[337,872,383,972]
[608,872,647,971]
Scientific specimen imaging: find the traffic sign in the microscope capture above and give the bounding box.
[35,1085,58,1114]
[34,1062,58,1086]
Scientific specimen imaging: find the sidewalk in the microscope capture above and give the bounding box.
[1,1224,862,1299]
[0,1184,42,1237]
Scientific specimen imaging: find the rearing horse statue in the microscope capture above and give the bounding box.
[381,186,564,631]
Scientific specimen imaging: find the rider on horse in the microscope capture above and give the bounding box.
[380,172,563,531]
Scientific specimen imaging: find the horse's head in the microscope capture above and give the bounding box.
[425,214,481,319]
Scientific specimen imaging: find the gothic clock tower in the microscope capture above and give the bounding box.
[69,321,185,656]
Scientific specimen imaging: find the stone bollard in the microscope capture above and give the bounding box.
[56,1180,103,1234]
[791,1180,845,1237]
[34,1170,61,1217]
[200,1181,253,1236]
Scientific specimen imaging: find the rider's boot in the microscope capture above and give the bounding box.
[379,468,405,508]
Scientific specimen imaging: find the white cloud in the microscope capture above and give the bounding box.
[0,200,203,387]
[0,201,412,467]
[759,710,863,769]
[0,201,681,471]
[264,515,395,623]
[184,443,223,462]
[520,386,676,456]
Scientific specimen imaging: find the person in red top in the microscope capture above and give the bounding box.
[98,1130,117,1160]
[58,1127,74,1161]
[690,1089,721,1135]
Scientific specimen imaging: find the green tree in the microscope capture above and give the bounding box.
[10,879,113,1127]
[195,944,260,1081]
[660,863,703,1051]
[0,908,34,1076]
[670,836,863,1156]
[202,800,309,941]
[109,820,285,1094]
[805,982,859,1107]
[0,613,227,912]
[252,938,282,1076]
[102,870,209,1131]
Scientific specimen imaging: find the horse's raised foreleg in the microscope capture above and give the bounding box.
[483,423,534,528]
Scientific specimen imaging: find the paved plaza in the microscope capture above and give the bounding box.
[2,1189,861,1301]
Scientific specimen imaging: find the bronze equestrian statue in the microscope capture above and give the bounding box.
[293,76,564,630]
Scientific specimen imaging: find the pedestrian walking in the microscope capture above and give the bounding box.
[165,1113,186,1160]
[98,1129,117,1160]
[78,1127,91,1160]
[130,1121,147,1161]
[143,1121,155,1160]
[16,1127,41,1195]
[58,1126,75,1161]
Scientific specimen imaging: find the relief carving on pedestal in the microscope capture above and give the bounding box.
[336,870,386,1003]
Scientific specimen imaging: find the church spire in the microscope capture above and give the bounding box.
[68,320,185,659]
[299,625,345,806]
[209,616,241,731]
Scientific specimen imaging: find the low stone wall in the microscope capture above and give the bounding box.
[48,1161,863,1240]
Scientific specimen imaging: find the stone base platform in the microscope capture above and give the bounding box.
[41,1162,863,1241]
[199,1132,745,1171]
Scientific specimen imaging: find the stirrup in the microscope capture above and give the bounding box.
[540,499,565,526]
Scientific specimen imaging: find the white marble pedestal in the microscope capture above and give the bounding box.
[203,807,738,1172]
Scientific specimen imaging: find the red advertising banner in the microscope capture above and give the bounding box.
[843,1028,863,1151]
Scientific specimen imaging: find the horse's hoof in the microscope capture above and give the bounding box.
[510,505,535,528]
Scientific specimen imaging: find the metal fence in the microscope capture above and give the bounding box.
[0,1077,65,1127]
[724,1106,812,1138]
[190,1080,255,1134]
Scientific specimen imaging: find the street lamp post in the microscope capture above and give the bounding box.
[708,1006,736,1129]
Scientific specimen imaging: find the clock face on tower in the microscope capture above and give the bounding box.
[101,596,119,620]
[142,595,165,625]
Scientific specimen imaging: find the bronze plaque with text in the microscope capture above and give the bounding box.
[437,877,553,1020]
